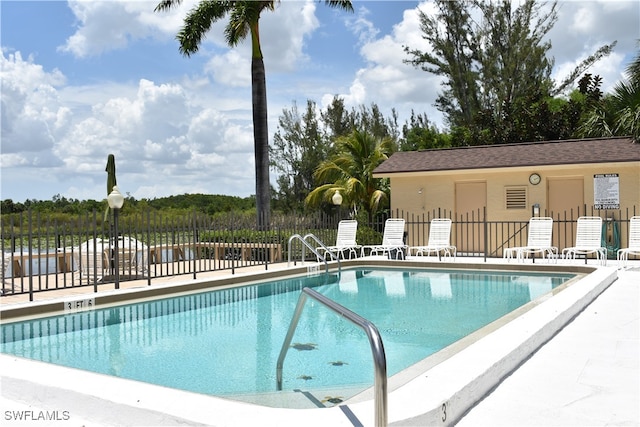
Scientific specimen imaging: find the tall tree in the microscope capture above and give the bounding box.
[305,130,395,222]
[404,0,478,128]
[404,0,615,133]
[270,100,326,212]
[400,110,450,151]
[155,0,353,228]
[320,96,352,139]
[272,98,402,213]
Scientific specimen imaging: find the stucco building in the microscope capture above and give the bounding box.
[373,136,640,254]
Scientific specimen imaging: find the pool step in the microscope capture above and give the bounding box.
[225,385,368,409]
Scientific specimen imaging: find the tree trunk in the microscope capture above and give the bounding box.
[252,57,271,229]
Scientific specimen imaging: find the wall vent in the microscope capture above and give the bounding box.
[505,187,527,209]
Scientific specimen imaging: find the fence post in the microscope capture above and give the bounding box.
[230,214,235,275]
[483,207,488,262]
[27,210,34,301]
[192,210,197,280]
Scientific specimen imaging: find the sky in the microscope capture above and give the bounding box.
[1,0,638,203]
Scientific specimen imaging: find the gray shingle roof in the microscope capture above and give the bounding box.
[373,137,640,175]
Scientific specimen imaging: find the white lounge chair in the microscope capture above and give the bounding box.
[562,216,606,265]
[503,217,557,262]
[75,238,110,283]
[617,216,640,268]
[116,236,149,276]
[410,218,456,260]
[362,218,408,259]
[1,253,13,294]
[318,220,360,260]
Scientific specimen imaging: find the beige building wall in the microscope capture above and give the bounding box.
[389,161,640,221]
[389,162,639,251]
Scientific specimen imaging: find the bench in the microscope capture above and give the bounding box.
[6,251,74,277]
[147,242,282,263]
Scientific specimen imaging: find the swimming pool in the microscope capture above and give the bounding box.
[0,267,573,407]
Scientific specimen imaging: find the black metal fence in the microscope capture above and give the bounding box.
[2,205,637,299]
[402,206,638,261]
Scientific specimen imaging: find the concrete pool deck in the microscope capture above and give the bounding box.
[457,265,639,427]
[0,257,638,426]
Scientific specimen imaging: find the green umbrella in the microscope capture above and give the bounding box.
[106,154,117,195]
[104,154,117,222]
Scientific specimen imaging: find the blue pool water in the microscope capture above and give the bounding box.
[1,268,572,401]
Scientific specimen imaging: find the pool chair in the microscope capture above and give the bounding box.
[317,220,361,260]
[362,218,408,259]
[1,253,13,295]
[75,238,111,283]
[617,216,640,268]
[114,236,149,277]
[503,217,557,262]
[410,218,456,260]
[562,216,607,265]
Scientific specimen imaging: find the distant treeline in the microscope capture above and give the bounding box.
[0,193,256,217]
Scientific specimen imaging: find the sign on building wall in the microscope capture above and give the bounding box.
[594,173,620,209]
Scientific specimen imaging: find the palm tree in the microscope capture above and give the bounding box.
[610,44,640,141]
[306,129,395,222]
[155,1,353,228]
[578,42,640,142]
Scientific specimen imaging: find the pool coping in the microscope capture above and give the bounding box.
[0,260,618,426]
[0,259,596,321]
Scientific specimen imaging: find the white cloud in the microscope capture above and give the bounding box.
[0,51,260,201]
[0,153,30,169]
[59,0,200,57]
[570,6,596,34]
[205,51,251,87]
[1,51,70,158]
[260,1,321,72]
[345,6,379,45]
[322,2,444,127]
[548,1,638,91]
[60,1,144,57]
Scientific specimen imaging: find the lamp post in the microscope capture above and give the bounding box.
[332,190,343,221]
[107,186,124,289]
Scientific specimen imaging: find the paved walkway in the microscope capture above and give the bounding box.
[457,268,639,426]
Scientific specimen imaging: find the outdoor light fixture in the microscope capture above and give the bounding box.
[332,190,343,206]
[107,186,124,210]
[107,186,124,289]
[533,203,540,217]
[332,190,343,221]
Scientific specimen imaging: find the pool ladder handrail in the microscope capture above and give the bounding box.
[276,286,388,427]
[287,233,341,277]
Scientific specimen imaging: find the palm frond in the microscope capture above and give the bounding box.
[177,1,236,56]
[325,1,354,13]
[154,0,182,12]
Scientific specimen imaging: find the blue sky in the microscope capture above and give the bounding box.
[1,0,638,203]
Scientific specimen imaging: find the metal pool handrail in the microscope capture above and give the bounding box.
[287,233,341,277]
[276,287,388,427]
